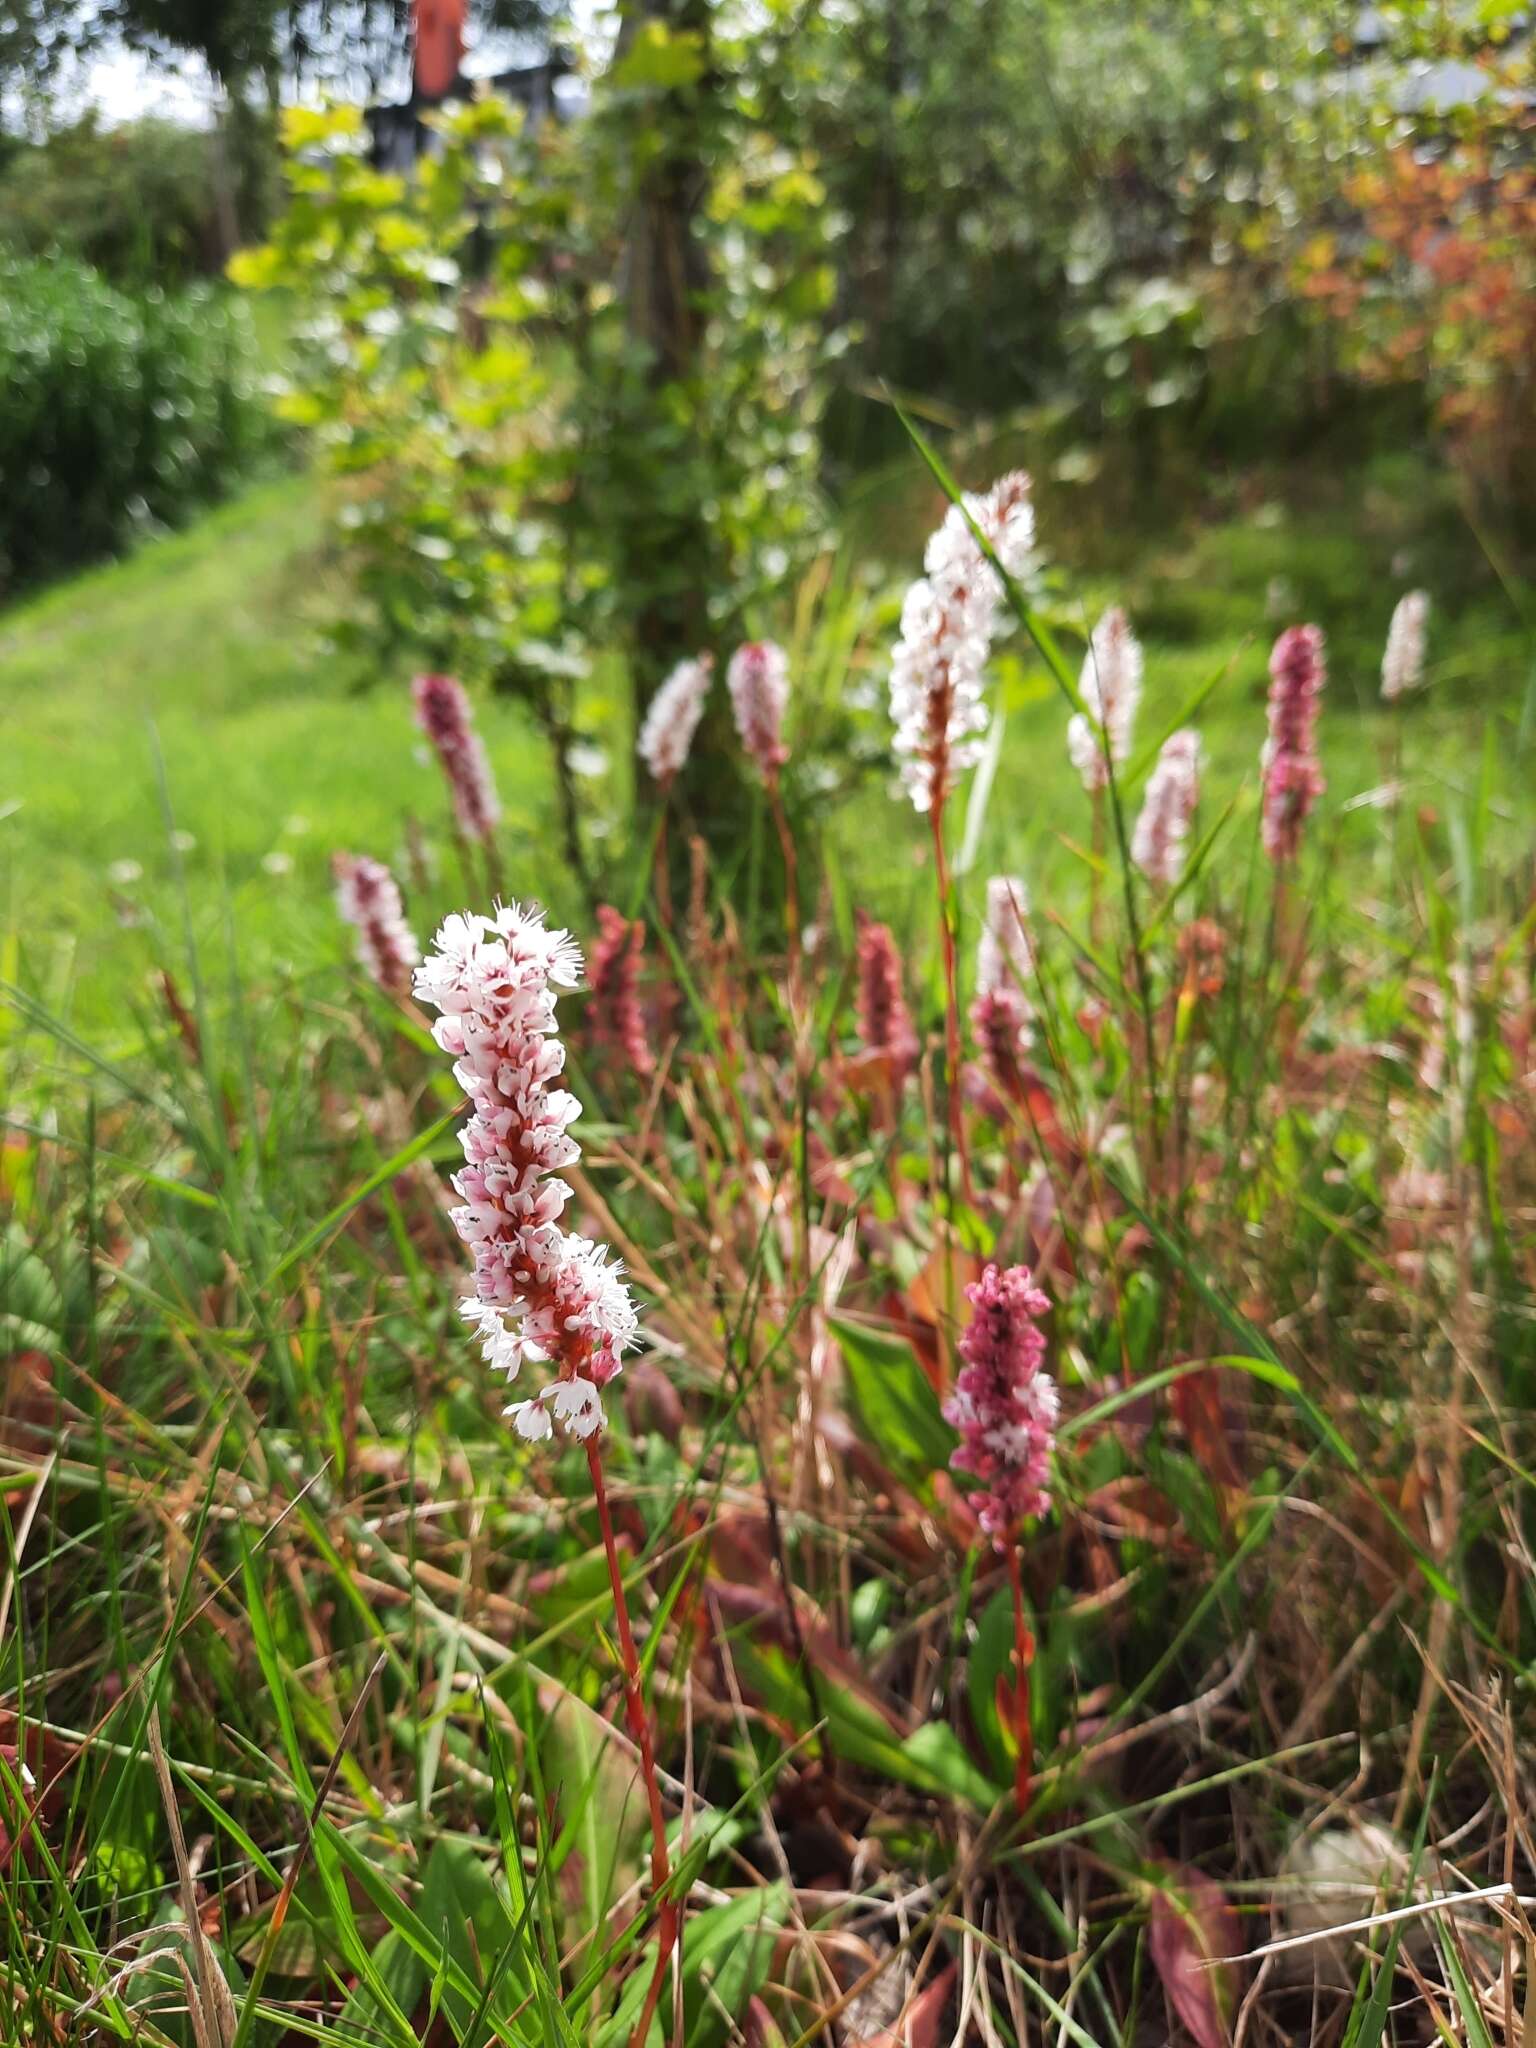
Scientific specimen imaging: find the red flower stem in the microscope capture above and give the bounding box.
[767,772,803,1006]
[653,789,674,931]
[928,799,974,1207]
[585,1437,677,2048]
[1004,1541,1035,1818]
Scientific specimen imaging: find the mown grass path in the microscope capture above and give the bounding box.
[1,477,545,1028]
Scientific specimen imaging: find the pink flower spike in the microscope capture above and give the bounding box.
[942,1263,1057,1547]
[727,641,790,779]
[1131,729,1202,887]
[587,904,655,1079]
[889,472,1036,815]
[854,913,918,1081]
[975,875,1032,1002]
[639,654,713,786]
[1066,606,1142,794]
[968,874,1033,1102]
[1261,625,1326,863]
[333,853,420,995]
[414,902,640,1441]
[412,673,501,844]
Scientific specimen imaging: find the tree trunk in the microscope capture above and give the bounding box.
[614,0,751,858]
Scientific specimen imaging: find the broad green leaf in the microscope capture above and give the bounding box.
[682,1884,789,2048]
[830,1318,955,1484]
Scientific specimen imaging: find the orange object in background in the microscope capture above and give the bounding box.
[414,0,466,102]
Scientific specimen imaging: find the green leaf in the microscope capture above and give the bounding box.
[338,1931,428,2048]
[320,1823,510,2040]
[418,1835,520,2040]
[830,1318,955,1484]
[610,23,708,92]
[681,1884,788,2048]
[900,1721,1002,1809]
[730,1638,998,1809]
[541,1692,648,1971]
[264,1105,460,1283]
[966,1585,1018,1780]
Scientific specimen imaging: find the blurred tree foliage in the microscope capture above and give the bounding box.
[233,49,835,873]
[0,114,233,284]
[758,0,1375,458]
[1302,116,1536,506]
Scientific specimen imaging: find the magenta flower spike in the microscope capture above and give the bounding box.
[333,853,420,995]
[854,914,918,1082]
[943,1262,1058,1547]
[412,673,501,844]
[1261,625,1326,863]
[726,640,791,781]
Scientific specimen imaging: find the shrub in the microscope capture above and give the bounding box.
[0,253,271,594]
[232,88,837,882]
[0,111,269,286]
[1298,118,1536,502]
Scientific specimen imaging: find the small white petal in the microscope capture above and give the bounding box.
[507,1398,553,1442]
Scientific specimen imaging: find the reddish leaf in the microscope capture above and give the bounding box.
[842,1047,903,1098]
[0,1715,76,1872]
[1083,1477,1195,1550]
[1,1350,59,1439]
[846,1962,956,2048]
[1148,1862,1243,2048]
[1171,1367,1243,1498]
[742,1995,790,2048]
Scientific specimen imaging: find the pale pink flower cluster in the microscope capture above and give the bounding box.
[969,875,1033,1099]
[727,640,791,780]
[1380,591,1430,703]
[638,654,713,787]
[414,905,639,1443]
[943,1263,1058,1546]
[1131,729,1202,886]
[889,472,1035,814]
[1261,625,1326,863]
[333,853,420,995]
[975,874,1032,1003]
[412,674,501,844]
[1067,606,1142,793]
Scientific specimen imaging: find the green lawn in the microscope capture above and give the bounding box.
[0,477,554,1033]
[4,451,1531,1036]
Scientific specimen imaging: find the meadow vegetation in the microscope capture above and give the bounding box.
[3,5,1536,2045]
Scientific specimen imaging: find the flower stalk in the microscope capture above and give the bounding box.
[414,905,673,2043]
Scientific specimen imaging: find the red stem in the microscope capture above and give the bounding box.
[1004,1542,1035,1818]
[767,772,803,1004]
[653,790,674,932]
[928,800,974,1206]
[586,1438,678,2048]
